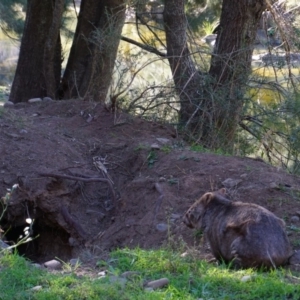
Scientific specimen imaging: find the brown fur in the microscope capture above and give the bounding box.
[183,189,292,269]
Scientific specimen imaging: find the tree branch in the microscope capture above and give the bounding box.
[39,172,116,208]
[61,205,87,240]
[121,36,166,57]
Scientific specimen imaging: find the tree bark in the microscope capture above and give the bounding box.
[9,0,62,103]
[60,0,126,102]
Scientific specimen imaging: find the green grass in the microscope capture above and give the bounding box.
[0,248,299,299]
[190,144,230,156]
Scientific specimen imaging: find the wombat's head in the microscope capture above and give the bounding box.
[183,188,226,229]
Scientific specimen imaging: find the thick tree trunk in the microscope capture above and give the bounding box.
[61,0,126,102]
[43,0,64,99]
[163,0,266,150]
[9,0,62,103]
[208,0,266,148]
[163,0,202,125]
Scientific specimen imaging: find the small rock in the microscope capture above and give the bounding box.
[180,252,189,258]
[69,258,80,266]
[120,271,140,278]
[156,223,168,232]
[159,177,166,182]
[222,178,242,188]
[19,129,28,134]
[240,173,248,179]
[3,101,14,107]
[31,263,42,269]
[151,143,160,150]
[44,259,62,270]
[295,211,300,217]
[145,278,169,289]
[170,213,181,220]
[98,271,106,277]
[144,287,154,292]
[170,213,181,223]
[291,216,300,223]
[156,138,171,145]
[31,286,42,291]
[241,275,253,282]
[43,97,53,101]
[86,115,93,123]
[28,98,42,103]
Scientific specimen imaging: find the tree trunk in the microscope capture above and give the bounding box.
[61,0,126,102]
[43,0,64,99]
[163,0,266,150]
[9,0,62,103]
[163,0,203,125]
[208,0,266,148]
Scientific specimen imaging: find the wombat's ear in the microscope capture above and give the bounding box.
[202,193,213,206]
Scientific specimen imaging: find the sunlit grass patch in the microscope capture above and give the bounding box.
[110,248,300,299]
[0,247,299,299]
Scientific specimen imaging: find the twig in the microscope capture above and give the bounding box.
[39,172,116,207]
[121,36,166,57]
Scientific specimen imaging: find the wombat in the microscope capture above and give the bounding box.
[183,189,292,269]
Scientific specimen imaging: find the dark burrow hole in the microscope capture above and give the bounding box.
[2,218,73,263]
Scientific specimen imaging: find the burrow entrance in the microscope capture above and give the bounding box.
[0,178,90,263]
[2,217,73,263]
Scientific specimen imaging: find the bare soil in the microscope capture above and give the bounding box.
[1,99,300,266]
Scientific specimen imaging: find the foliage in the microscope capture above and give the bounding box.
[147,150,158,167]
[0,0,26,37]
[107,42,179,122]
[201,20,219,35]
[185,0,221,31]
[0,86,9,102]
[237,60,300,173]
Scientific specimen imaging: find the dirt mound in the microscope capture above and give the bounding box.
[1,100,300,263]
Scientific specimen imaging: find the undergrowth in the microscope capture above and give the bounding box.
[0,247,299,299]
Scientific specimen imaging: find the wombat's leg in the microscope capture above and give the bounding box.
[230,237,244,269]
[230,247,242,269]
[231,256,242,269]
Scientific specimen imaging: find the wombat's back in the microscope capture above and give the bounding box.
[231,210,290,268]
[206,200,292,268]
